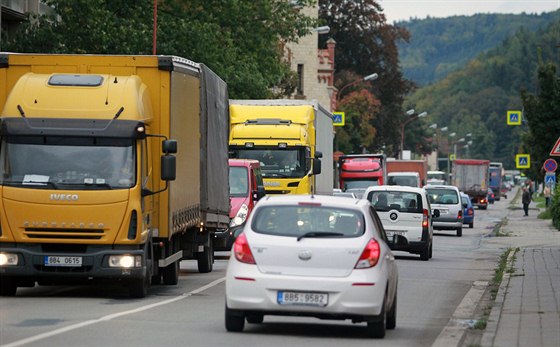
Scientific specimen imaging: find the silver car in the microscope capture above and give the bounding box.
[225,195,399,338]
[424,185,463,236]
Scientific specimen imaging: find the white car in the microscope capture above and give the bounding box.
[363,185,437,261]
[225,195,399,338]
[424,184,464,237]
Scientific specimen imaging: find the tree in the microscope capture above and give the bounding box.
[2,0,317,99]
[336,89,380,154]
[521,63,560,181]
[319,0,415,155]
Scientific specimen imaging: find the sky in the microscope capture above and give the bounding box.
[379,0,560,23]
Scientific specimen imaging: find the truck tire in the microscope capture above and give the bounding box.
[456,227,463,237]
[197,242,214,273]
[162,261,180,285]
[0,277,17,296]
[129,275,149,298]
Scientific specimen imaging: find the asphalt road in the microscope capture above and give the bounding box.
[0,197,511,347]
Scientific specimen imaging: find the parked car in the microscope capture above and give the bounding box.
[487,188,495,204]
[363,185,438,261]
[214,159,265,251]
[424,185,463,237]
[460,192,475,229]
[225,195,399,338]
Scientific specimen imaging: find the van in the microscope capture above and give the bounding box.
[387,172,422,187]
[424,184,463,237]
[214,159,266,251]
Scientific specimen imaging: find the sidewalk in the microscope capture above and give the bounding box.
[480,192,560,347]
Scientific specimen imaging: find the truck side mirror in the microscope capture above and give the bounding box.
[315,151,323,159]
[162,140,177,154]
[253,185,266,201]
[312,158,321,175]
[161,155,176,181]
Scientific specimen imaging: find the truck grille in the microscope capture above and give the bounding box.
[25,228,105,240]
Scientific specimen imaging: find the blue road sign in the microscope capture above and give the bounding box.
[545,174,556,185]
[507,110,522,125]
[544,159,558,172]
[333,111,345,127]
[516,154,530,169]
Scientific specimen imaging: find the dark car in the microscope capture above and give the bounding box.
[461,192,475,228]
[487,188,495,204]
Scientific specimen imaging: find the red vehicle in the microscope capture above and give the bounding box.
[386,159,428,187]
[452,159,490,210]
[338,154,387,194]
[214,159,265,251]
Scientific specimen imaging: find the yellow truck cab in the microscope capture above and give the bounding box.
[228,100,333,195]
[0,54,230,297]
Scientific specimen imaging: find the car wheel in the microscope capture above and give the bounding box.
[456,227,462,237]
[420,243,430,261]
[366,297,386,338]
[386,292,397,330]
[225,306,245,332]
[246,313,264,324]
[469,222,474,229]
[429,242,433,259]
[0,276,17,296]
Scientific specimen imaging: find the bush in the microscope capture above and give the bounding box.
[551,184,560,230]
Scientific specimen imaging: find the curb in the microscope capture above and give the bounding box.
[431,280,489,347]
[480,248,517,347]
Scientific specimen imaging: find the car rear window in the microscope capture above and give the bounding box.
[426,189,459,204]
[365,191,423,213]
[252,205,365,238]
[461,196,470,205]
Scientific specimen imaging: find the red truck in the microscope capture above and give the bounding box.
[386,159,428,187]
[338,154,387,196]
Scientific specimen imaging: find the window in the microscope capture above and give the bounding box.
[297,64,304,95]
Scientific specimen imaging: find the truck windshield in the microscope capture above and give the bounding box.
[344,179,379,190]
[0,136,135,190]
[231,149,306,178]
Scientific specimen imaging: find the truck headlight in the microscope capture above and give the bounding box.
[0,253,18,266]
[108,255,142,268]
[230,204,249,228]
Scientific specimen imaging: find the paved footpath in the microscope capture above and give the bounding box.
[481,194,560,347]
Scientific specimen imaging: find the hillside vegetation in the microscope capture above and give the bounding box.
[407,19,560,169]
[398,11,560,86]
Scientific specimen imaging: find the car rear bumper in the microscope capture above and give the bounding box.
[433,221,462,230]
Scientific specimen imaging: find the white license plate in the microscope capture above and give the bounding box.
[277,291,328,307]
[438,209,449,214]
[44,256,82,267]
[386,230,406,237]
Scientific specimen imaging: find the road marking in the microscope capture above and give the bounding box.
[1,277,226,347]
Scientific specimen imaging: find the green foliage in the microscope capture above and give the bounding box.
[335,89,380,153]
[408,19,560,168]
[397,11,560,85]
[2,0,317,99]
[551,183,560,230]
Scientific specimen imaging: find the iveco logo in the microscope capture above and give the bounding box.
[264,181,281,187]
[390,212,398,221]
[298,250,312,261]
[50,194,79,201]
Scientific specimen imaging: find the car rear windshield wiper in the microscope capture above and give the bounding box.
[297,232,345,241]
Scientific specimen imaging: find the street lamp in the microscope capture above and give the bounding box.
[400,111,427,159]
[335,73,378,108]
[453,137,465,159]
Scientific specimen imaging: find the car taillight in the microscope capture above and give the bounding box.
[233,233,255,264]
[355,239,380,269]
[481,198,487,204]
[422,209,429,228]
[468,208,474,216]
[458,210,463,221]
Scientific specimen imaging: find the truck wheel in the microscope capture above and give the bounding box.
[197,242,214,273]
[129,275,149,298]
[0,277,17,296]
[162,261,180,285]
[456,227,463,237]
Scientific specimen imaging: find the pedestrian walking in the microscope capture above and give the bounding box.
[522,186,531,216]
[544,184,551,208]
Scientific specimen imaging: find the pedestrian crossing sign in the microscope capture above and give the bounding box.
[507,110,522,125]
[449,154,456,161]
[545,174,556,185]
[516,154,530,169]
[333,112,345,127]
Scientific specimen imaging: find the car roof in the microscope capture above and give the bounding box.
[364,185,426,194]
[424,184,459,190]
[257,194,368,209]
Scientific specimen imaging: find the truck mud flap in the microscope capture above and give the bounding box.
[158,250,183,268]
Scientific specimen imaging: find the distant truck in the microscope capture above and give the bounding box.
[0,53,231,297]
[489,162,504,200]
[427,170,447,185]
[386,159,428,187]
[338,154,388,196]
[452,159,490,209]
[228,100,333,195]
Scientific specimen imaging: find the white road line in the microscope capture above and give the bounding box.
[1,277,226,347]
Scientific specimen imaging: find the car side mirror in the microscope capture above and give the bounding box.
[432,209,440,218]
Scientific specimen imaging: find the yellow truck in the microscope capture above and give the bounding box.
[229,100,333,195]
[0,53,230,297]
